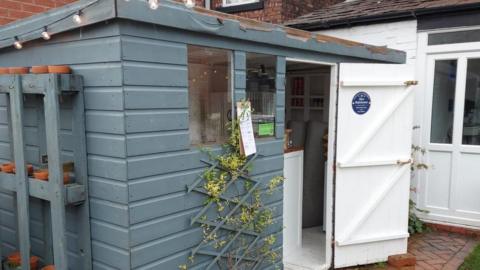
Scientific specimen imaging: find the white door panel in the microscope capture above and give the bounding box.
[419,53,480,228]
[335,64,414,268]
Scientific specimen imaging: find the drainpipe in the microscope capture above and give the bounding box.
[205,0,211,9]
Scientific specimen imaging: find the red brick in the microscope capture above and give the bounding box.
[21,3,45,13]
[0,0,21,10]
[0,0,76,25]
[388,254,417,267]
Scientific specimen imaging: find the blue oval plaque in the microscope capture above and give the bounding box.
[352,92,371,115]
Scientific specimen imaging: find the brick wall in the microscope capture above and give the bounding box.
[195,0,342,24]
[0,0,76,25]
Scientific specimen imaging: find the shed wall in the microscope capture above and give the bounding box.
[119,23,286,269]
[0,23,129,270]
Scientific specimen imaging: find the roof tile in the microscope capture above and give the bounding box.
[286,0,480,29]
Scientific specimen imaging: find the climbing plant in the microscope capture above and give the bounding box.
[409,142,429,234]
[180,102,284,270]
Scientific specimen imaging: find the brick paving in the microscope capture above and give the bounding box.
[343,229,480,270]
[407,230,479,270]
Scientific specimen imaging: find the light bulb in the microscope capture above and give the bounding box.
[185,0,195,8]
[73,12,82,24]
[148,0,159,10]
[13,38,22,50]
[41,29,51,40]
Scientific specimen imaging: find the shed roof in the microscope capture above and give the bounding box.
[0,0,405,64]
[287,0,480,30]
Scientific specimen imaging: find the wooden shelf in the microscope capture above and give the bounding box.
[0,172,86,205]
[0,74,83,94]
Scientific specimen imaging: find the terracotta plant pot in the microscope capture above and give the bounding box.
[41,266,55,270]
[1,163,15,174]
[30,66,49,74]
[6,252,39,270]
[0,67,9,74]
[47,65,71,74]
[33,170,70,184]
[8,67,29,74]
[63,172,70,184]
[33,170,48,181]
[13,164,34,176]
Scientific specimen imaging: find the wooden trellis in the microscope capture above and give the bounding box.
[0,74,92,270]
[187,153,273,270]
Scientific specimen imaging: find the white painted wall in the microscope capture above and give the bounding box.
[319,20,418,68]
[318,20,423,153]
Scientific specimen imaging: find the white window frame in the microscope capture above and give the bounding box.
[222,0,259,7]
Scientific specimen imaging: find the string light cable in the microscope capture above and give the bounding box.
[0,0,100,49]
[1,0,198,49]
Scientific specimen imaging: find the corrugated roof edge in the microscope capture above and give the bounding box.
[0,0,405,64]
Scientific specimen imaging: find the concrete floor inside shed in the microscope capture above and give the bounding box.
[284,227,327,270]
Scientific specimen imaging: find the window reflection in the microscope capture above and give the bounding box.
[188,45,232,145]
[463,59,480,145]
[246,53,276,138]
[431,60,457,144]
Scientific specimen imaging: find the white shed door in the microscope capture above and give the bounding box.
[334,63,415,268]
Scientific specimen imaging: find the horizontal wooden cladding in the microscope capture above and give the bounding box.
[129,189,283,248]
[84,87,124,111]
[128,170,283,225]
[92,240,130,270]
[124,86,188,110]
[131,249,211,270]
[89,177,128,204]
[125,109,188,133]
[0,142,39,165]
[85,111,125,135]
[121,36,187,65]
[71,63,123,87]
[130,228,202,269]
[86,133,126,159]
[91,219,129,250]
[123,61,188,87]
[126,131,189,157]
[127,140,284,180]
[88,155,127,182]
[0,37,121,67]
[90,198,129,228]
[130,201,283,269]
[0,107,38,126]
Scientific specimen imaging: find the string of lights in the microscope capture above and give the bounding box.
[2,0,196,50]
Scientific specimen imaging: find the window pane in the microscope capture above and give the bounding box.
[463,59,480,145]
[224,0,257,5]
[428,29,480,46]
[188,45,232,145]
[431,60,457,144]
[246,53,276,138]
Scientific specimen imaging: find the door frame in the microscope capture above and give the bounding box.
[285,57,338,270]
[419,51,480,227]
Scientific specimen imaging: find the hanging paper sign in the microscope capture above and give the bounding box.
[352,91,371,115]
[237,101,257,157]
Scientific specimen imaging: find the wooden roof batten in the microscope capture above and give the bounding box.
[0,0,405,64]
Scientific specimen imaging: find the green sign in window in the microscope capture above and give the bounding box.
[258,123,275,136]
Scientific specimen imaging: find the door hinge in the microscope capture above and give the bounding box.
[404,80,418,86]
[397,159,412,165]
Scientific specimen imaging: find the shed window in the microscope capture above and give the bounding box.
[188,45,232,145]
[428,29,480,46]
[223,0,259,6]
[246,53,276,137]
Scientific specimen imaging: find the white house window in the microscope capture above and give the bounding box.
[188,45,232,145]
[223,0,259,7]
